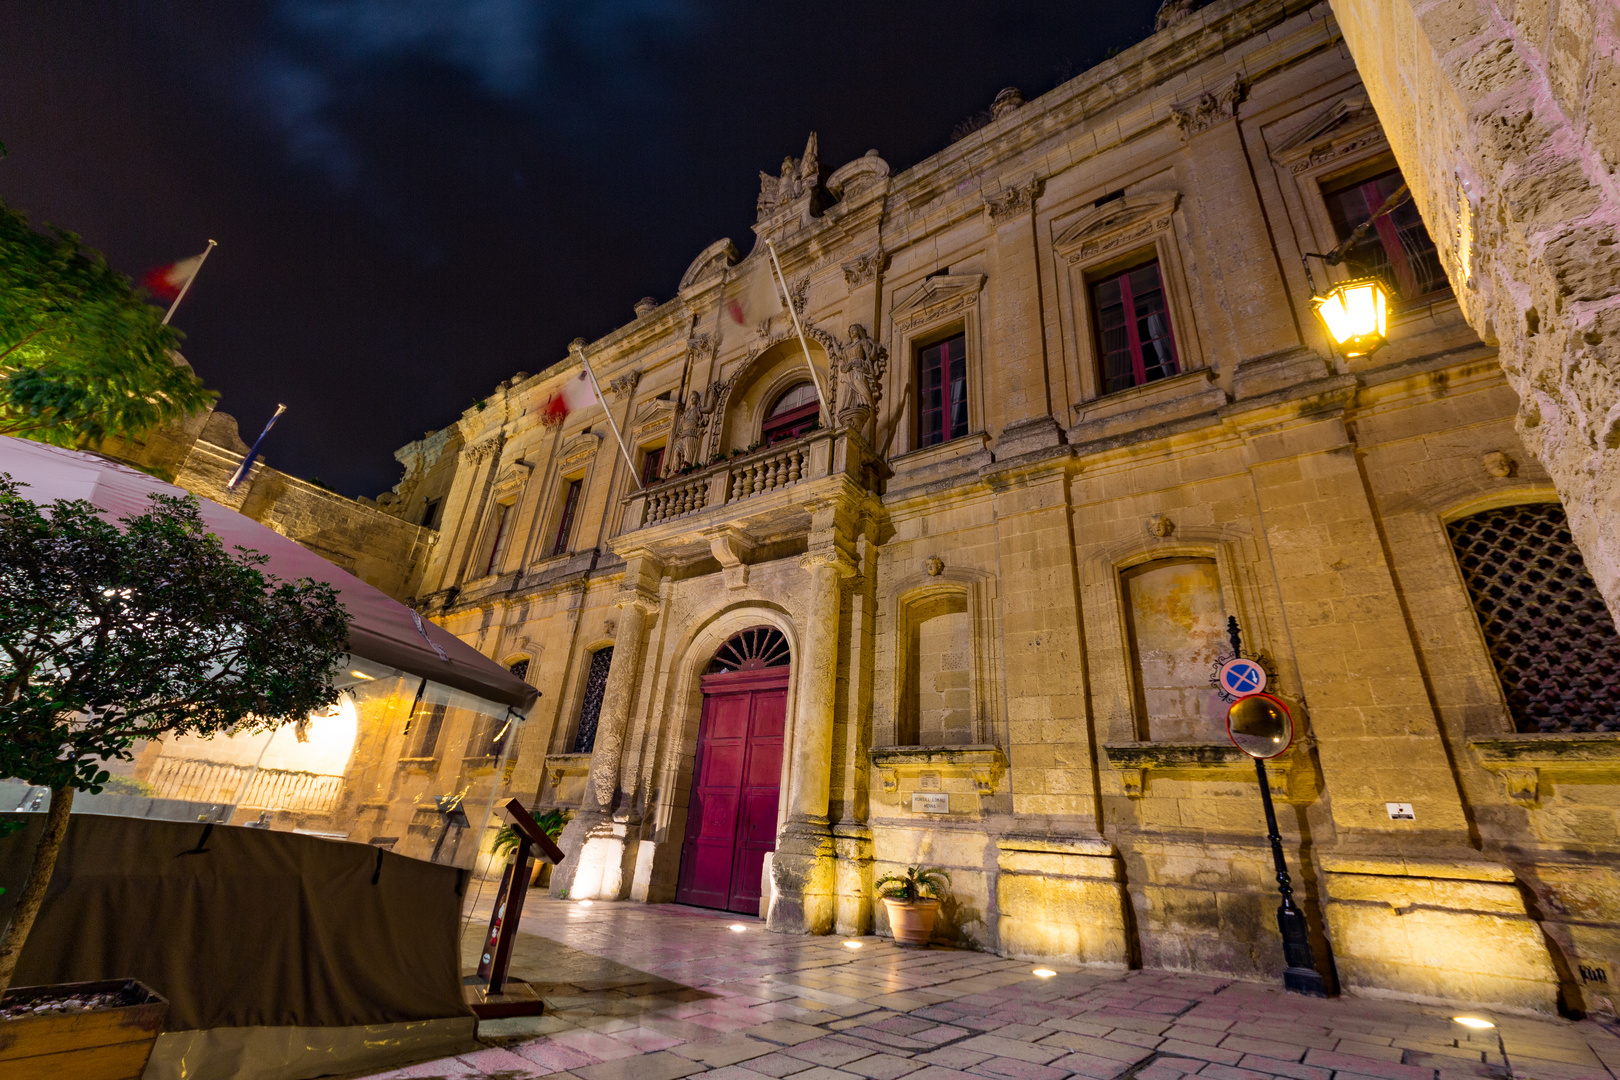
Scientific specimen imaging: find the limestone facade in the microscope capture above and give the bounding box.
[376,0,1620,1016]
[1327,0,1620,620]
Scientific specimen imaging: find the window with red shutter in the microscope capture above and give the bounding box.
[1091,262,1179,395]
[917,333,968,447]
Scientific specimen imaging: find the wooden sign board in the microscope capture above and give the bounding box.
[464,799,568,1020]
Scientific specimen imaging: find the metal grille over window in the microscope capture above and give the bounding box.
[707,626,791,673]
[572,647,614,753]
[1447,503,1620,733]
[508,659,529,682]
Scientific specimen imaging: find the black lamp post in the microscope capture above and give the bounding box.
[1226,692,1327,996]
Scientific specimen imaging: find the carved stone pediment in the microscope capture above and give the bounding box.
[679,238,740,292]
[1053,191,1180,263]
[558,431,601,466]
[491,459,532,501]
[1170,75,1244,138]
[825,152,890,201]
[1270,93,1386,174]
[631,397,676,441]
[892,273,986,331]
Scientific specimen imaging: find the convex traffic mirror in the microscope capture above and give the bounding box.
[1226,692,1294,759]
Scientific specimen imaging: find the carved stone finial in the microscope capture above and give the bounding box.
[633,297,658,318]
[991,87,1026,119]
[1482,451,1517,478]
[1147,514,1175,538]
[925,556,945,577]
[1154,0,1205,32]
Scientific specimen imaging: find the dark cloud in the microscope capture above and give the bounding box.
[0,0,1160,496]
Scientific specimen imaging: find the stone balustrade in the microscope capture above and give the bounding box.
[624,430,842,534]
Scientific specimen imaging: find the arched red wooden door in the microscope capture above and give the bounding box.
[676,627,790,914]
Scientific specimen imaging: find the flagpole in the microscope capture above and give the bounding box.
[162,239,217,326]
[227,403,285,490]
[764,239,831,424]
[570,341,643,492]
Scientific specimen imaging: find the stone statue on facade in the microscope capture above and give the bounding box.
[671,391,706,471]
[756,133,824,219]
[837,323,885,444]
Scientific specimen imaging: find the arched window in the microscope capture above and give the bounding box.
[707,626,791,674]
[1448,503,1620,733]
[762,383,819,446]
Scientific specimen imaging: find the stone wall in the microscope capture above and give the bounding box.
[1328,0,1620,620]
[102,405,431,601]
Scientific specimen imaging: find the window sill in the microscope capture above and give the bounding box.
[868,744,1006,796]
[1101,740,1316,802]
[886,432,992,495]
[1069,368,1225,445]
[1467,733,1620,807]
[544,752,593,788]
[397,756,440,773]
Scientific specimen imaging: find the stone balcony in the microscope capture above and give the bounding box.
[615,428,879,565]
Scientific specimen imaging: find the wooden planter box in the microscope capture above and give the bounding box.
[0,978,167,1080]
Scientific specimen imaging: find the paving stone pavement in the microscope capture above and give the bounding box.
[351,899,1620,1080]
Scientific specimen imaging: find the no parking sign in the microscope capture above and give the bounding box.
[1216,657,1268,698]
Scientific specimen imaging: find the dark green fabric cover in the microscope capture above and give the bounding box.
[0,814,472,1030]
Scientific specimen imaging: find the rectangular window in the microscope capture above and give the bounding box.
[572,647,614,754]
[551,479,582,557]
[483,503,512,577]
[917,333,968,448]
[1092,262,1179,395]
[1121,557,1227,742]
[1322,167,1448,301]
[404,701,447,759]
[421,498,443,529]
[640,446,664,486]
[467,713,510,759]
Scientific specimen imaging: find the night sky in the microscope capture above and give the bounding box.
[3,1,1163,496]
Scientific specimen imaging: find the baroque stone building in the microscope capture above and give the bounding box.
[375,0,1620,1017]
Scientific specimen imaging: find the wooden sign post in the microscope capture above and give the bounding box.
[464,799,567,1019]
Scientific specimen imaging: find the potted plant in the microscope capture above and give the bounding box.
[875,865,950,947]
[0,480,349,1077]
[493,807,569,885]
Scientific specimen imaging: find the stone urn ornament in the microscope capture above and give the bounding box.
[875,865,950,946]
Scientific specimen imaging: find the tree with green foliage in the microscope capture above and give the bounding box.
[0,477,351,992]
[0,198,215,446]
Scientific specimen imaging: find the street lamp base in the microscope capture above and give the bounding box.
[1283,966,1328,997]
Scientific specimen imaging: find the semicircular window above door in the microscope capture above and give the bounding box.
[707,626,791,674]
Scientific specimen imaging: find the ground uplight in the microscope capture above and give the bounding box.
[1033,968,1057,978]
[577,899,594,907]
[729,923,747,932]
[844,940,863,949]
[1453,1016,1495,1029]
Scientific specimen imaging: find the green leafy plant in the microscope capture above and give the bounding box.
[492,807,569,858]
[875,865,951,903]
[0,200,215,446]
[0,477,351,993]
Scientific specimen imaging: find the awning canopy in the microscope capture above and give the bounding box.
[0,436,536,711]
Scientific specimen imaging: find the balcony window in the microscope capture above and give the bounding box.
[551,478,582,557]
[1323,167,1448,302]
[1092,262,1179,395]
[762,382,819,445]
[482,502,512,577]
[640,446,664,486]
[917,333,968,447]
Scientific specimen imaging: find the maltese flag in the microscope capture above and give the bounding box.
[725,266,784,326]
[540,369,599,424]
[142,250,209,301]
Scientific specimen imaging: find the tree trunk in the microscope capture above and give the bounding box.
[0,785,74,996]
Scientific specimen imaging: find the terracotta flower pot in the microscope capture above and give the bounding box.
[0,978,167,1080]
[882,897,940,946]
